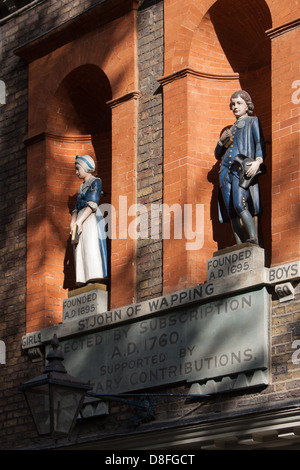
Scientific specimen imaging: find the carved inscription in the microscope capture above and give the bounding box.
[63,292,97,320]
[22,331,41,349]
[207,246,265,281]
[63,288,108,322]
[268,262,299,283]
[76,283,214,331]
[59,288,269,394]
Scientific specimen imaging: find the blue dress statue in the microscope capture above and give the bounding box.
[70,155,107,285]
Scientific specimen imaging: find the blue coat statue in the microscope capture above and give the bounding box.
[215,90,265,245]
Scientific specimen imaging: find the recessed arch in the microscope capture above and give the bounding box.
[165,0,275,75]
[24,8,139,332]
[207,0,272,73]
[47,64,112,136]
[162,0,273,294]
[28,32,135,140]
[186,0,272,254]
[45,64,113,290]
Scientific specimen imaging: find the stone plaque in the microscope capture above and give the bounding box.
[207,244,265,281]
[57,288,269,395]
[63,284,108,322]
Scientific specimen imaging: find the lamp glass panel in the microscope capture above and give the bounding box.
[50,384,85,435]
[24,384,51,436]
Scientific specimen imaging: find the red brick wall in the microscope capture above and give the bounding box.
[109,96,138,309]
[270,26,300,265]
[163,0,299,273]
[0,0,299,450]
[19,0,300,328]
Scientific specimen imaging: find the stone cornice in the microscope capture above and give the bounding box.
[0,0,46,26]
[22,259,300,348]
[106,90,141,108]
[20,402,300,450]
[266,18,300,39]
[157,67,239,86]
[23,132,92,147]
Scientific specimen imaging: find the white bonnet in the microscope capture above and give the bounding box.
[75,154,95,173]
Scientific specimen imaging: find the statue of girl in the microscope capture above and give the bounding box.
[70,155,107,285]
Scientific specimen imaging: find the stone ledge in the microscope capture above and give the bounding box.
[22,259,300,349]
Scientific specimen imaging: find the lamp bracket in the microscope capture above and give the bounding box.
[86,392,156,426]
[85,391,210,426]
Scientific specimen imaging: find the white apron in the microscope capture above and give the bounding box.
[74,207,106,284]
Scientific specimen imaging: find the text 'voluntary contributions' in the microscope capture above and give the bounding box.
[57,288,269,394]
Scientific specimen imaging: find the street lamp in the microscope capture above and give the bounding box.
[20,335,210,438]
[19,334,91,437]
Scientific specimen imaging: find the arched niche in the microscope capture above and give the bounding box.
[188,0,272,253]
[47,64,112,136]
[22,4,139,332]
[161,0,272,293]
[46,64,113,290]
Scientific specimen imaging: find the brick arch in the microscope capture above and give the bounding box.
[50,37,130,99]
[164,0,211,74]
[165,0,274,74]
[162,0,273,294]
[29,38,132,139]
[46,64,112,136]
[188,0,272,254]
[44,63,113,289]
[25,11,139,332]
[189,0,272,74]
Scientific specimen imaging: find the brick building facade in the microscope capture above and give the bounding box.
[0,0,299,450]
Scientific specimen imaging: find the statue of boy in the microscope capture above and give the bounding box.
[215,90,265,245]
[70,155,107,285]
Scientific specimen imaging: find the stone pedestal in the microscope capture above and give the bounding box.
[63,283,108,323]
[207,243,265,282]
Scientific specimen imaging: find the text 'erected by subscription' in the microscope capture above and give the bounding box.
[59,289,268,394]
